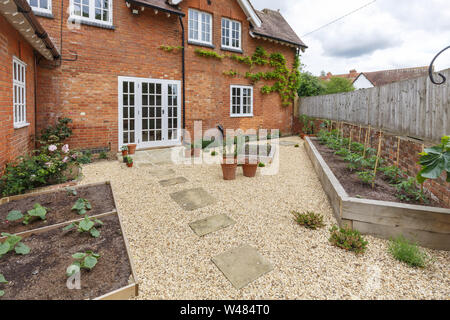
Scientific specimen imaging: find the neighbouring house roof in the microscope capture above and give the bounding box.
[0,0,59,60]
[321,67,430,87]
[127,0,306,49]
[251,9,307,49]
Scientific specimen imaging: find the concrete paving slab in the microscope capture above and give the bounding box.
[170,187,216,211]
[159,177,188,187]
[148,168,175,177]
[212,245,273,289]
[278,141,298,146]
[189,214,236,236]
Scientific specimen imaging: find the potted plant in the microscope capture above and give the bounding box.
[121,146,128,157]
[125,156,133,168]
[299,115,315,139]
[127,144,137,155]
[242,157,258,178]
[221,144,237,180]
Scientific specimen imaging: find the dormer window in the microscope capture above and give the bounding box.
[221,18,241,50]
[28,0,52,15]
[188,9,212,46]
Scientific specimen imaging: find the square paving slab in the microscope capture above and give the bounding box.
[148,168,175,177]
[159,177,188,187]
[170,187,216,211]
[189,214,236,236]
[212,245,273,290]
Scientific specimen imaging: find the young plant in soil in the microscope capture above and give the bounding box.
[379,166,405,184]
[292,211,325,230]
[329,226,368,254]
[66,251,101,277]
[72,198,92,215]
[335,148,351,158]
[0,273,7,297]
[388,236,432,268]
[66,187,78,196]
[394,178,428,204]
[63,215,104,238]
[344,153,364,171]
[356,171,376,186]
[6,203,48,225]
[0,233,30,258]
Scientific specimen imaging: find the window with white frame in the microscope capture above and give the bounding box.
[188,9,212,45]
[12,58,27,128]
[230,86,253,117]
[70,0,113,25]
[28,0,52,14]
[222,18,241,50]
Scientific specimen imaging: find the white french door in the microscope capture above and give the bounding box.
[118,77,181,150]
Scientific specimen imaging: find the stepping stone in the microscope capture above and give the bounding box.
[148,168,175,177]
[159,177,188,187]
[189,214,236,237]
[279,141,298,146]
[212,245,273,290]
[170,187,216,211]
[136,162,154,168]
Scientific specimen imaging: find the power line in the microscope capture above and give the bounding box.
[302,0,377,37]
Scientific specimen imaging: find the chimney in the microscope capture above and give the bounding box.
[349,69,357,75]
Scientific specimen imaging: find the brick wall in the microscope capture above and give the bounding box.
[35,0,297,152]
[314,120,450,207]
[0,15,36,171]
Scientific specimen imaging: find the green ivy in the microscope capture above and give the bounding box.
[194,49,225,59]
[223,70,239,77]
[159,45,183,52]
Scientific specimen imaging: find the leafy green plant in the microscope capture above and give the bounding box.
[379,166,405,184]
[0,273,7,297]
[335,148,351,158]
[329,225,368,254]
[292,211,325,230]
[38,117,73,146]
[159,45,183,52]
[258,162,266,168]
[211,151,217,156]
[99,151,108,160]
[394,178,428,203]
[344,153,364,171]
[223,70,239,77]
[299,115,315,134]
[194,48,224,59]
[63,215,103,238]
[417,135,450,184]
[361,155,383,170]
[350,142,365,154]
[72,198,92,215]
[295,144,300,148]
[388,236,431,268]
[66,251,100,277]
[0,233,30,258]
[121,146,128,152]
[356,171,376,186]
[77,150,92,164]
[66,187,77,196]
[124,156,133,165]
[6,203,48,225]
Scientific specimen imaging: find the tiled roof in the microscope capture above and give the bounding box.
[251,9,307,48]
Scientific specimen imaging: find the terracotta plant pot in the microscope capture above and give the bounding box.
[127,144,137,155]
[221,158,237,180]
[242,158,258,178]
[126,162,133,168]
[121,150,128,157]
[300,133,306,140]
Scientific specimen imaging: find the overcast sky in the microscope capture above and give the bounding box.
[252,0,450,76]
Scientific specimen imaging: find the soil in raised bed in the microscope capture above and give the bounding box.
[311,140,448,208]
[0,214,133,300]
[0,184,116,234]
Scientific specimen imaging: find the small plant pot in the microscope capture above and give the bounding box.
[300,133,306,140]
[221,159,237,180]
[121,150,128,157]
[127,144,137,155]
[242,159,258,178]
[126,162,133,168]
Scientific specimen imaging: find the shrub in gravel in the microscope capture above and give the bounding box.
[258,162,265,167]
[388,236,431,268]
[329,226,368,254]
[292,211,325,230]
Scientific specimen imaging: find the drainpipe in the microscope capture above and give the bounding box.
[34,52,38,146]
[179,16,186,138]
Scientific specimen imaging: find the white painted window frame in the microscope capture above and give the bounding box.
[230,85,253,118]
[69,0,113,26]
[188,8,213,45]
[12,57,28,129]
[28,0,52,15]
[221,18,241,50]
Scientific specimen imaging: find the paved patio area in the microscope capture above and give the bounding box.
[80,137,450,299]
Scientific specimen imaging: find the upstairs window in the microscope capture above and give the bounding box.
[230,85,253,117]
[222,18,241,50]
[70,0,113,25]
[188,9,212,45]
[28,0,52,14]
[13,57,27,128]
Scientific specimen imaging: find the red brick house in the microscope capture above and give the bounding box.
[0,0,306,169]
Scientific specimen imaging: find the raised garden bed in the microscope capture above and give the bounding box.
[305,137,450,250]
[0,182,138,300]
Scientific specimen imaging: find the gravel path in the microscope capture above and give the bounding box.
[80,137,449,300]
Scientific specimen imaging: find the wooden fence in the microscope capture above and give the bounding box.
[299,68,450,142]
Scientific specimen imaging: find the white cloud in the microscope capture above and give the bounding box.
[251,0,450,75]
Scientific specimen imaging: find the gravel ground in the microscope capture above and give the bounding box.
[80,137,449,300]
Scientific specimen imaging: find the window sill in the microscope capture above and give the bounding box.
[32,10,54,19]
[230,114,253,118]
[14,123,30,130]
[221,46,243,54]
[188,40,215,49]
[68,17,115,30]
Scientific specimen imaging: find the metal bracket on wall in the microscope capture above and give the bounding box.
[429,46,449,85]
